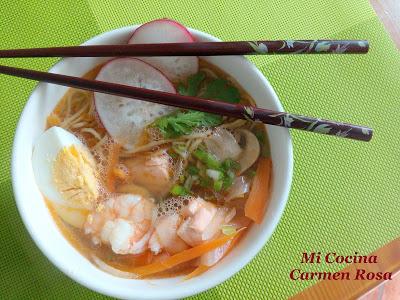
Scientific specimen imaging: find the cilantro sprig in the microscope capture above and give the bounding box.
[179,72,241,103]
[178,72,205,96]
[154,72,241,138]
[202,78,240,103]
[154,110,222,138]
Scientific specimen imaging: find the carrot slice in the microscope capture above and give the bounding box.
[131,230,243,277]
[184,265,210,280]
[184,231,246,280]
[245,157,272,224]
[105,143,121,192]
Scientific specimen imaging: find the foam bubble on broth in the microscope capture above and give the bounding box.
[91,136,118,197]
[156,196,191,217]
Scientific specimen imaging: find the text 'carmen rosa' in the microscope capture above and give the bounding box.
[289,252,392,281]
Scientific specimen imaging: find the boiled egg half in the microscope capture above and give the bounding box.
[32,126,99,228]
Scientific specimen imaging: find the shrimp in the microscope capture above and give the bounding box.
[85,194,236,261]
[84,194,155,255]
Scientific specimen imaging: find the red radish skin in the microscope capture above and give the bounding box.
[129,19,199,81]
[127,19,195,43]
[94,58,176,148]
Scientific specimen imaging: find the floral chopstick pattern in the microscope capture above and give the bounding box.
[247,40,368,54]
[242,107,372,141]
[242,39,371,141]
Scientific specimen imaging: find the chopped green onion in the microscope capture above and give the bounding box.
[198,162,207,178]
[187,164,199,175]
[221,158,240,171]
[193,151,242,192]
[193,149,220,169]
[206,169,223,181]
[222,170,235,189]
[199,177,213,188]
[170,184,188,196]
[222,224,237,236]
[184,175,195,192]
[213,179,223,192]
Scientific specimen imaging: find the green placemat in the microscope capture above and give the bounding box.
[1,1,399,299]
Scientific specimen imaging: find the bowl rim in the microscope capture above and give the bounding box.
[11,25,293,299]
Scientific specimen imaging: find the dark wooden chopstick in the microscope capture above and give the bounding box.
[0,64,372,141]
[0,40,368,58]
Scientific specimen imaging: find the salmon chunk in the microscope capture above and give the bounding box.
[124,150,172,198]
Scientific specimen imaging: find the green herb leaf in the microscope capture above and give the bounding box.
[178,72,206,96]
[154,110,223,138]
[203,78,240,103]
[179,72,241,103]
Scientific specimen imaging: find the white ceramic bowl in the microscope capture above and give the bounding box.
[11,26,293,299]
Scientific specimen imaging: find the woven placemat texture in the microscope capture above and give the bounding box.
[0,1,399,299]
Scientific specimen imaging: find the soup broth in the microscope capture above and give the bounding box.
[42,59,272,279]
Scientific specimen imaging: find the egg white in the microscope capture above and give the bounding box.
[32,126,98,229]
[32,126,86,207]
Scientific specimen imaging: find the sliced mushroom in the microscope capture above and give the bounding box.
[235,129,260,174]
[204,127,241,161]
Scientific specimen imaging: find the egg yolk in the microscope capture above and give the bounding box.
[53,145,99,209]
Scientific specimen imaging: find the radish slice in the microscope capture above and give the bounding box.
[128,19,198,81]
[94,58,176,148]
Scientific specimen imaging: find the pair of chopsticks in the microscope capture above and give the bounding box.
[0,40,372,141]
